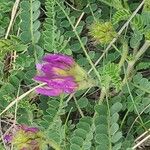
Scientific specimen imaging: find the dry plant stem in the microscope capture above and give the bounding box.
[0,83,46,116]
[5,0,20,74]
[135,128,150,142]
[123,40,150,84]
[5,0,20,39]
[88,0,145,74]
[132,134,150,149]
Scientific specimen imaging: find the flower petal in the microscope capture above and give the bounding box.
[36,63,43,70]
[36,87,63,96]
[43,54,74,66]
[41,63,67,76]
[20,125,39,133]
[4,134,12,143]
[34,76,49,83]
[47,77,78,94]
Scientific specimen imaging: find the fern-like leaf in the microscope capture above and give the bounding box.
[70,116,94,150]
[112,9,131,25]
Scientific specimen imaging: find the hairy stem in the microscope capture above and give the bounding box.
[123,40,150,84]
[118,40,128,68]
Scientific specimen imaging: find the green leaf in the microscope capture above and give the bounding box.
[110,113,119,124]
[95,134,109,145]
[70,144,81,150]
[110,102,122,115]
[77,98,88,108]
[95,124,108,135]
[95,104,108,115]
[70,137,84,146]
[110,123,119,135]
[112,142,122,150]
[111,131,122,143]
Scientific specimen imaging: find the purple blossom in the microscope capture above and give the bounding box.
[34,54,78,96]
[4,125,41,150]
[4,134,12,143]
[19,125,39,133]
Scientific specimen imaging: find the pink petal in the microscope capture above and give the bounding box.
[20,125,39,133]
[36,87,63,96]
[34,76,49,83]
[36,63,43,70]
[4,134,12,143]
[43,54,74,66]
[47,77,77,93]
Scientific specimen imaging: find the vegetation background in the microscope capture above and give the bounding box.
[0,0,150,149]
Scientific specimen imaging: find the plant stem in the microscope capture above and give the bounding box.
[118,41,128,68]
[98,87,106,105]
[56,1,101,84]
[0,83,46,116]
[123,40,150,84]
[73,96,84,117]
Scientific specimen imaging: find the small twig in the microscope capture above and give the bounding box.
[5,0,20,39]
[135,128,150,142]
[132,134,150,149]
[0,83,46,116]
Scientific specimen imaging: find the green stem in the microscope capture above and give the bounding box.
[118,41,128,68]
[46,140,61,150]
[73,96,84,117]
[98,87,106,105]
[123,66,147,131]
[56,1,101,84]
[30,0,38,63]
[112,43,128,69]
[123,40,150,83]
[106,94,112,150]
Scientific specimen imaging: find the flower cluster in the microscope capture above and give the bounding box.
[4,125,41,150]
[90,22,117,44]
[34,54,95,96]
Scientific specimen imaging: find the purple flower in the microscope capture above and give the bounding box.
[4,125,41,150]
[34,54,78,96]
[19,125,39,133]
[4,134,12,143]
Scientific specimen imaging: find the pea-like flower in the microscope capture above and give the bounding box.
[34,54,95,96]
[4,125,41,150]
